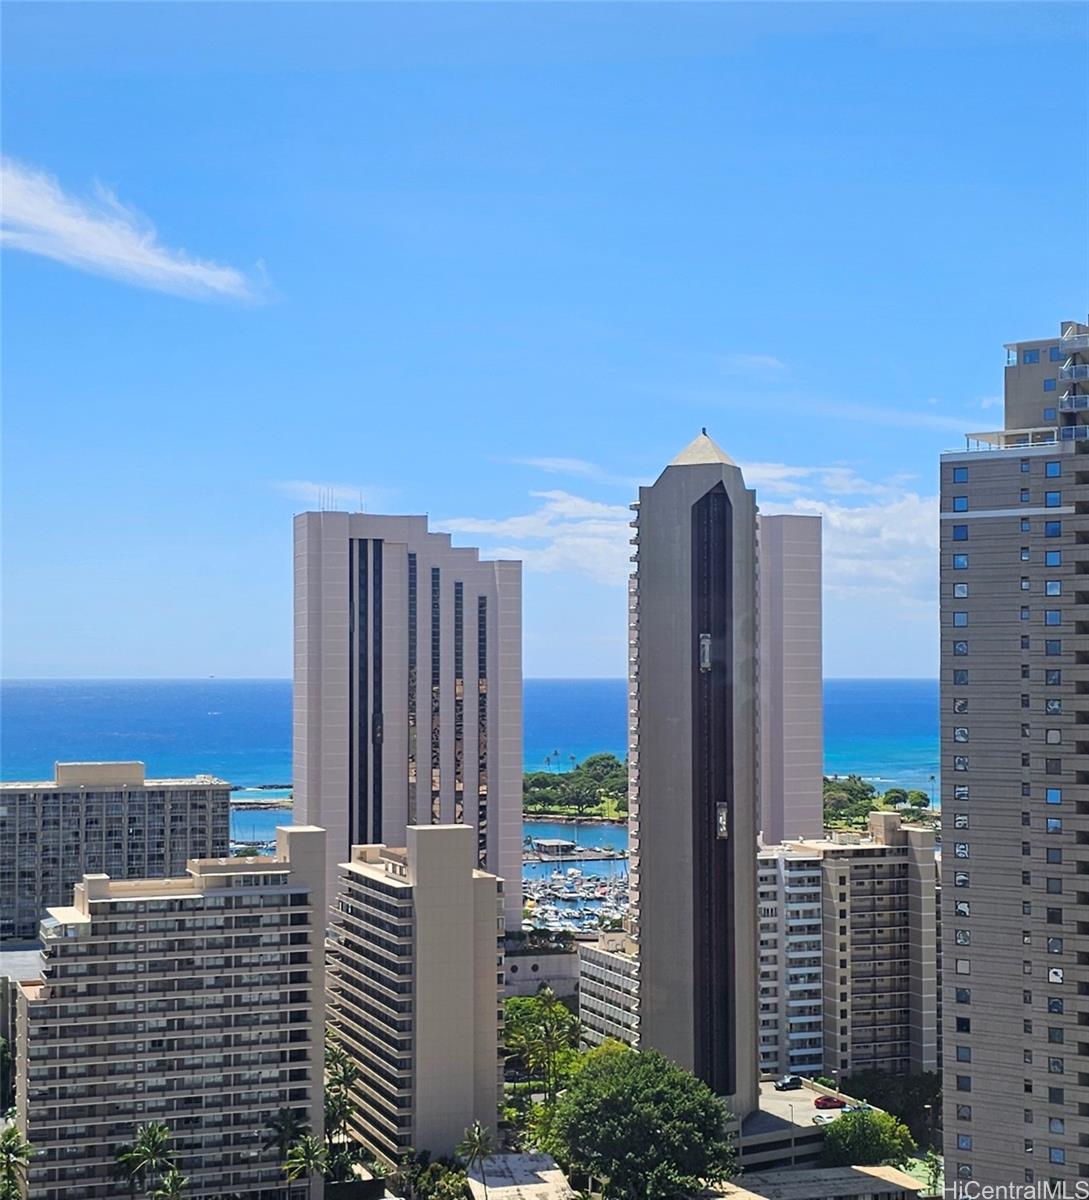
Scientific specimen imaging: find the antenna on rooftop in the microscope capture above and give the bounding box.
[702,426,707,435]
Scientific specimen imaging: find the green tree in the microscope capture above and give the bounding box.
[551,1048,734,1200]
[263,1107,310,1162]
[0,1125,33,1200]
[150,1166,189,1199]
[457,1121,497,1200]
[883,788,908,807]
[923,1148,943,1197]
[118,1122,175,1195]
[821,1108,916,1168]
[285,1134,327,1199]
[504,987,581,1105]
[430,1169,470,1200]
[841,1069,941,1144]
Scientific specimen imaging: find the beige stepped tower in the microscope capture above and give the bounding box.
[628,431,760,1119]
[294,511,523,924]
[939,319,1089,1191]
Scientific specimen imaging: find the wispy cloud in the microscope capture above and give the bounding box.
[507,455,639,489]
[723,353,789,375]
[438,490,632,585]
[0,156,260,301]
[273,480,397,511]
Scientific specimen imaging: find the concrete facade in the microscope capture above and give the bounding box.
[756,849,824,1077]
[578,931,640,1046]
[628,431,760,1119]
[14,825,326,1200]
[326,824,503,1162]
[940,319,1089,1192]
[758,514,824,845]
[0,762,230,945]
[294,512,523,925]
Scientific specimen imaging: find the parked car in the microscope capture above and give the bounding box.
[773,1075,804,1091]
[813,1094,847,1110]
[812,1114,837,1125]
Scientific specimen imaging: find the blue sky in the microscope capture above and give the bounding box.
[3,2,1087,680]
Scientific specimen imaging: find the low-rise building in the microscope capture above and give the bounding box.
[719,1165,923,1200]
[0,762,230,944]
[326,824,503,1162]
[577,931,639,1047]
[14,824,326,1200]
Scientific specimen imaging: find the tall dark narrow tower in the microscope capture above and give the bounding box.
[628,431,759,1119]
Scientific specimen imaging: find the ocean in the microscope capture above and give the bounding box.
[1,677,938,843]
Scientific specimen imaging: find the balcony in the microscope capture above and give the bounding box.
[1061,365,1089,382]
[1061,330,1089,354]
[1060,394,1089,412]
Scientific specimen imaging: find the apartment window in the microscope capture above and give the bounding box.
[957,1134,973,1150]
[1048,967,1064,984]
[1022,812,1031,826]
[1047,818,1062,833]
[954,670,969,685]
[1025,1050,1034,1063]
[1046,878,1062,894]
[955,727,969,742]
[1046,460,1061,477]
[1046,669,1061,684]
[956,959,971,975]
[1024,930,1033,944]
[956,1046,972,1063]
[954,583,969,599]
[956,1104,972,1120]
[1020,457,1031,473]
[1022,694,1031,709]
[1048,1086,1064,1102]
[1025,1020,1034,1034]
[953,466,968,483]
[1024,961,1033,975]
[1047,907,1062,923]
[1046,848,1062,864]
[955,929,971,945]
[1046,550,1061,566]
[955,872,970,887]
[954,612,969,627]
[1022,871,1032,884]
[1046,758,1061,775]
[1045,640,1061,655]
[1021,489,1031,504]
[1025,1138,1035,1152]
[953,553,969,569]
[1044,379,1057,393]
[1045,491,1061,507]
[955,987,971,1003]
[1022,664,1031,679]
[1045,611,1061,627]
[1021,576,1031,590]
[954,698,968,713]
[1021,606,1031,621]
[1022,752,1031,766]
[1021,545,1031,559]
[1046,729,1062,745]
[954,784,969,800]
[1022,723,1031,738]
[1046,699,1062,715]
[1025,989,1033,1003]
[1048,1058,1064,1074]
[1023,842,1032,856]
[1048,1028,1064,1046]
[954,757,969,772]
[954,642,968,657]
[1047,938,1063,954]
[1022,781,1032,795]
[955,900,970,916]
[1046,580,1061,596]
[1046,788,1062,805]
[1046,521,1061,537]
[1024,349,1041,364]
[1049,1149,1065,1165]
[953,496,969,512]
[1044,407,1057,421]
[954,813,969,830]
[956,1075,972,1092]
[953,525,969,541]
[1024,901,1033,914]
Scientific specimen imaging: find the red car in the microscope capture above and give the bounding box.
[814,1095,847,1110]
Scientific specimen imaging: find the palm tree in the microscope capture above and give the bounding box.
[112,1143,139,1200]
[263,1107,309,1162]
[457,1121,497,1200]
[150,1166,189,1199]
[284,1134,326,1200]
[0,1125,32,1200]
[118,1122,175,1196]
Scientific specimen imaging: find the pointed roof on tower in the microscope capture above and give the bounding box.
[669,428,736,468]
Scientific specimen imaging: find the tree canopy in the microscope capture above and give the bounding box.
[550,1048,734,1200]
[823,775,935,829]
[820,1108,916,1168]
[524,754,628,816]
[841,1069,941,1145]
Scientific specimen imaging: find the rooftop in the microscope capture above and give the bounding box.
[669,429,736,468]
[717,1165,922,1199]
[466,1154,576,1200]
[0,761,230,791]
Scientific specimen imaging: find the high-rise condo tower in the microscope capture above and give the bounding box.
[294,512,523,923]
[628,431,760,1119]
[940,319,1089,1191]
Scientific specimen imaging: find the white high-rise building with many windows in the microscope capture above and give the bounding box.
[294,512,523,923]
